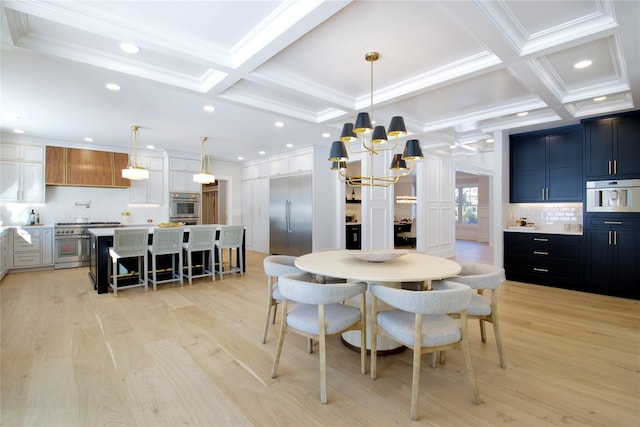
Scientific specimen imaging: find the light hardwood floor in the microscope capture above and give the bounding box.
[1,249,638,426]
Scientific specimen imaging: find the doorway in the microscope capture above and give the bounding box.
[202,179,228,224]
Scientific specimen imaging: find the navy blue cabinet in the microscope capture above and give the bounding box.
[584,111,640,179]
[584,215,640,299]
[510,125,582,202]
[504,232,583,290]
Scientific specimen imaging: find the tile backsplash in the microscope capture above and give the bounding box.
[509,203,583,232]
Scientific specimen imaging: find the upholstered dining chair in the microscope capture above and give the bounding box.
[214,225,244,280]
[446,263,507,368]
[271,273,367,404]
[182,225,217,285]
[261,255,303,344]
[148,227,184,290]
[370,281,481,421]
[108,227,149,296]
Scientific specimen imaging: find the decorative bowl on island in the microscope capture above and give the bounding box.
[346,249,408,263]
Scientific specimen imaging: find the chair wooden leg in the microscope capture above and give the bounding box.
[461,313,481,405]
[262,296,274,344]
[430,352,437,368]
[370,326,378,380]
[439,350,447,365]
[271,302,288,379]
[410,346,421,421]
[492,314,506,368]
[410,314,423,421]
[319,331,327,404]
[479,319,487,343]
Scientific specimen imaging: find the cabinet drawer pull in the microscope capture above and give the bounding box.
[533,238,548,242]
[604,221,622,225]
[533,268,549,273]
[533,251,548,255]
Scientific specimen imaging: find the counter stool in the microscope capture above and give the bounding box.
[214,225,244,280]
[108,228,149,296]
[148,227,184,290]
[182,225,217,285]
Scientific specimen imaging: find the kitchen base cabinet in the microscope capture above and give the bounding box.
[0,228,11,280]
[585,216,640,299]
[504,232,582,291]
[11,227,53,270]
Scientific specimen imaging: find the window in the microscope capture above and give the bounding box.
[455,186,478,224]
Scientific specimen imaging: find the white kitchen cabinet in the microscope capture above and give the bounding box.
[129,170,164,204]
[129,155,164,204]
[0,143,44,162]
[0,161,45,203]
[169,158,201,192]
[241,178,269,253]
[0,143,45,203]
[268,153,313,176]
[0,228,11,280]
[12,227,52,269]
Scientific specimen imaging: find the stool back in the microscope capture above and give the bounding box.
[113,228,148,256]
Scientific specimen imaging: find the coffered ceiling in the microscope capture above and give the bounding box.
[1,1,638,162]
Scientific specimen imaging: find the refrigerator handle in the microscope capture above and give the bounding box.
[286,200,292,233]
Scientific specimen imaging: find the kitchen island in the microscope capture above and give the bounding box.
[88,226,245,294]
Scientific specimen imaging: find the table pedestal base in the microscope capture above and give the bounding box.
[340,335,406,356]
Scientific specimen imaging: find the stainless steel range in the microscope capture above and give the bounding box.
[54,222,121,269]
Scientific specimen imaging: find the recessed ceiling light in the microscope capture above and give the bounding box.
[14,129,24,134]
[517,111,528,117]
[322,132,330,138]
[449,144,457,149]
[275,121,284,128]
[286,143,294,148]
[593,96,607,102]
[146,145,154,150]
[259,151,266,155]
[237,156,244,160]
[120,42,140,54]
[203,105,215,112]
[486,138,494,143]
[84,137,93,142]
[574,60,592,69]
[106,83,121,91]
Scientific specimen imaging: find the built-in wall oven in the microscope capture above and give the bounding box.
[54,222,120,269]
[170,192,200,225]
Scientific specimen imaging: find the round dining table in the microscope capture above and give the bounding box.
[295,249,462,352]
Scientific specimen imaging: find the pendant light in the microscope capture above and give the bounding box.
[328,52,424,187]
[122,125,149,180]
[193,136,215,184]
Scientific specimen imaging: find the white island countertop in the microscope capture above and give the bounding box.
[88,226,196,236]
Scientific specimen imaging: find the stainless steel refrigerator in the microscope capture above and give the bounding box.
[269,174,312,256]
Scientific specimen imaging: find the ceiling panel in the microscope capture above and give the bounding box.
[1,0,637,163]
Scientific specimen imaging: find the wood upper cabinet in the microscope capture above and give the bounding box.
[45,146,65,185]
[113,153,130,187]
[46,146,129,188]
